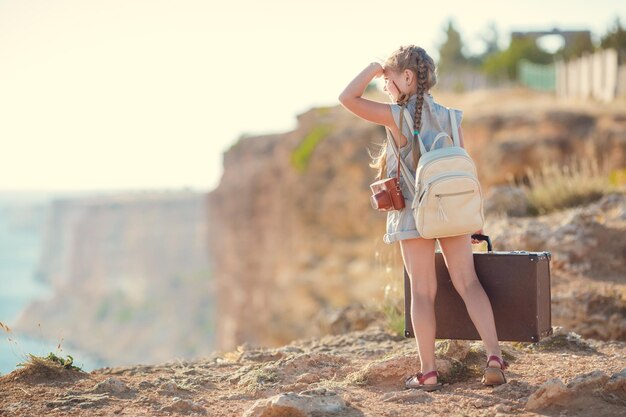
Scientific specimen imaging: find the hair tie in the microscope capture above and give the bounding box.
[414,130,420,135]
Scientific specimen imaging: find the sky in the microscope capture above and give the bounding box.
[0,0,624,193]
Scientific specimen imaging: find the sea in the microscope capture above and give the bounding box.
[0,192,102,375]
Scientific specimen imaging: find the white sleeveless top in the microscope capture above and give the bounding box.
[383,92,463,244]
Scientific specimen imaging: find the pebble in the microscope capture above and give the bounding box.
[92,377,130,394]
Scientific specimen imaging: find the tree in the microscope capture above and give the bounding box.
[600,16,626,52]
[468,21,501,67]
[437,19,468,72]
[482,37,553,81]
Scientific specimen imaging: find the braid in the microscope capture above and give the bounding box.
[410,48,430,167]
[413,49,428,138]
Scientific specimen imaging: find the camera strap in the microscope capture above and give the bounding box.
[386,104,416,199]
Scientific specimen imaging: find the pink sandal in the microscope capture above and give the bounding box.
[481,355,509,386]
[405,370,443,391]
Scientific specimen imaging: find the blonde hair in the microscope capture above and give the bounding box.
[369,45,437,181]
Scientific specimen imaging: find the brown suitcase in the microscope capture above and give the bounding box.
[404,234,553,342]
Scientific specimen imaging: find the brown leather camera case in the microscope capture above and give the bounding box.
[370,177,405,211]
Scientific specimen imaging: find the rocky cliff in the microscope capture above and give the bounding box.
[208,88,626,352]
[15,190,214,366]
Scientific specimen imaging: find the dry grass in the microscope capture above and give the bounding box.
[513,155,623,215]
[17,352,83,371]
[368,242,405,337]
[4,353,86,384]
[378,281,405,338]
[1,321,86,383]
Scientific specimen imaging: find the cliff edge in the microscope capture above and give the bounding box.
[1,325,625,416]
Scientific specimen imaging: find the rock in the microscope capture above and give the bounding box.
[484,185,529,217]
[158,381,190,396]
[246,352,349,391]
[380,390,433,404]
[525,378,570,410]
[317,303,382,335]
[298,388,331,396]
[435,339,471,361]
[159,397,206,415]
[492,379,533,400]
[296,373,320,384]
[347,355,452,389]
[137,380,154,390]
[535,326,595,352]
[92,377,129,394]
[551,289,626,342]
[280,383,308,393]
[566,370,609,393]
[605,368,626,396]
[47,393,111,409]
[242,391,348,417]
[279,346,304,355]
[433,359,453,376]
[241,350,285,363]
[344,393,364,403]
[473,398,494,408]
[526,369,626,411]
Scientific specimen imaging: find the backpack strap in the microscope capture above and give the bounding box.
[449,108,461,147]
[385,105,461,196]
[430,132,453,151]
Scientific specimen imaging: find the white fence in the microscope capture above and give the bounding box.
[555,49,624,102]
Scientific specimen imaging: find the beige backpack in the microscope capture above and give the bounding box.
[391,106,484,239]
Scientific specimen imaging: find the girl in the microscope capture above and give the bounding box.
[338,45,508,390]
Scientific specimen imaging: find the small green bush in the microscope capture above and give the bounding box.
[3,322,84,375]
[18,352,83,372]
[291,125,332,172]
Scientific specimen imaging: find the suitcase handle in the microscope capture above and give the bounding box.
[471,233,493,252]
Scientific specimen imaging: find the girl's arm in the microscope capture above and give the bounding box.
[338,62,395,128]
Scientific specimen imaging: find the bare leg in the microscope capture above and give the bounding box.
[399,237,438,383]
[437,234,503,366]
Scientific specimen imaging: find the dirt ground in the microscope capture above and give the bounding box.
[1,325,625,417]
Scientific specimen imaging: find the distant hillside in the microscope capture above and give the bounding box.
[14,190,214,366]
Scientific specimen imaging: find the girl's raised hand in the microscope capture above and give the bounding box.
[370,61,384,77]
